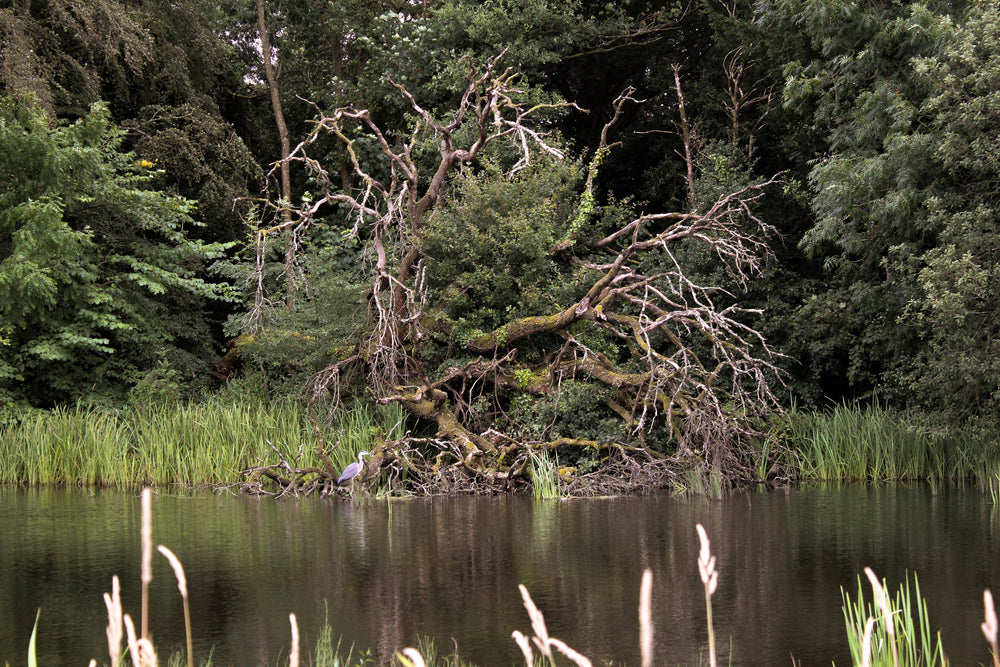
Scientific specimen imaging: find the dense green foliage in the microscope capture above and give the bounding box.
[4,0,1000,475]
[778,0,1000,420]
[0,100,235,410]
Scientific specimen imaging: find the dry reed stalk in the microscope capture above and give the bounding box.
[511,630,534,667]
[514,584,593,667]
[983,589,999,667]
[399,647,428,667]
[696,524,718,667]
[864,567,899,667]
[547,637,593,666]
[518,584,553,660]
[158,545,193,667]
[141,488,152,640]
[289,613,300,667]
[639,568,653,667]
[124,613,157,667]
[103,575,123,666]
[124,613,139,665]
[860,616,876,667]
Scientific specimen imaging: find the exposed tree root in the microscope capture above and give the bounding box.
[234,431,791,497]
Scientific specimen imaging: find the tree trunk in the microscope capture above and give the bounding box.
[256,0,291,218]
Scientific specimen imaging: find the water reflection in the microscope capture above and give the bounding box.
[0,486,996,665]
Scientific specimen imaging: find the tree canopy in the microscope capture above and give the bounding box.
[0,99,235,408]
[4,0,1000,482]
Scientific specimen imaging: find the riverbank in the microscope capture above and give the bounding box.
[789,402,1000,488]
[1,400,999,495]
[0,400,405,492]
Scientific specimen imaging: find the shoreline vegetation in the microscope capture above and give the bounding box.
[9,2,1000,511]
[0,400,1000,498]
[6,1,1000,662]
[1,400,999,497]
[17,489,1000,667]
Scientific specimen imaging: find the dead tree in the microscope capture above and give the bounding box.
[248,54,784,487]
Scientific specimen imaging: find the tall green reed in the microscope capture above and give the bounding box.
[328,402,406,473]
[128,400,307,486]
[0,399,405,489]
[674,467,727,498]
[841,569,946,667]
[529,451,562,499]
[790,402,1000,482]
[0,405,136,486]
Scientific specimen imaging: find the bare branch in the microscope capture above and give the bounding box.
[263,54,579,396]
[247,51,786,488]
[672,64,697,197]
[723,46,776,162]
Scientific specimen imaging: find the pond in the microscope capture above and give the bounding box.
[0,485,997,665]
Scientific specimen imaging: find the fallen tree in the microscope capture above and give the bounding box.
[241,53,785,494]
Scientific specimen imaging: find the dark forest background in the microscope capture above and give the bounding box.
[4,0,1000,448]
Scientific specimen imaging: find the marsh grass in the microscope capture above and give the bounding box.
[841,569,946,667]
[405,636,467,667]
[0,400,406,489]
[530,450,563,499]
[0,405,136,486]
[789,402,1000,482]
[328,403,407,490]
[674,467,727,498]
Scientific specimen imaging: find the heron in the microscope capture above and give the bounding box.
[337,450,370,485]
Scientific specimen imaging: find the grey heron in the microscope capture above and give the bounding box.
[337,450,370,485]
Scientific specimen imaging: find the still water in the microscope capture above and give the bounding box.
[0,485,997,665]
